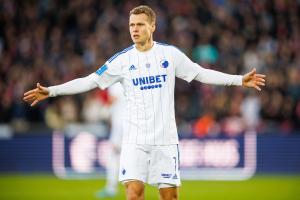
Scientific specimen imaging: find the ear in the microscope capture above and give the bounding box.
[151,23,156,32]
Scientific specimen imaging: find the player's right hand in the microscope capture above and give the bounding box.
[23,83,49,106]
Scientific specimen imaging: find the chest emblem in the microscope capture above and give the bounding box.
[160,59,169,68]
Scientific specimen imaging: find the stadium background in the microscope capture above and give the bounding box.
[0,0,299,199]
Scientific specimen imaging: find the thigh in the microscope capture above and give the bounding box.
[119,143,150,183]
[148,145,181,186]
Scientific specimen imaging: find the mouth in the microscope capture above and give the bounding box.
[133,34,139,38]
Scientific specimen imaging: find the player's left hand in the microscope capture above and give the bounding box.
[242,68,266,91]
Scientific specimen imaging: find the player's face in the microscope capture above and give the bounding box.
[129,14,155,45]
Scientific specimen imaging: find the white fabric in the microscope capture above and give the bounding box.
[92,42,199,145]
[48,73,98,97]
[158,183,177,189]
[108,82,125,147]
[121,181,177,189]
[104,83,124,193]
[194,68,242,86]
[119,143,181,187]
[105,146,120,193]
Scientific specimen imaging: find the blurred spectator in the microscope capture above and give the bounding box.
[192,110,220,138]
[82,91,110,123]
[241,91,261,131]
[0,0,299,135]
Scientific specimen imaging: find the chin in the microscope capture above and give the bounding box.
[133,40,143,45]
[132,38,139,43]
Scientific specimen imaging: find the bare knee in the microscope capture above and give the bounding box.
[159,187,178,200]
[125,180,145,200]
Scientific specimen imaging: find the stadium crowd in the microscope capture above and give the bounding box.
[0,0,299,136]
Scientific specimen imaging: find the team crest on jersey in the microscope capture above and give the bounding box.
[160,59,169,68]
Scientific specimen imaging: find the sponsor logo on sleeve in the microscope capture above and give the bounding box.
[96,64,108,76]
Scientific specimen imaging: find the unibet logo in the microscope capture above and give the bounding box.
[132,74,167,90]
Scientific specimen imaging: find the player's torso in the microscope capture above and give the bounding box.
[119,43,178,145]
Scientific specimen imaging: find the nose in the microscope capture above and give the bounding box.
[132,26,138,32]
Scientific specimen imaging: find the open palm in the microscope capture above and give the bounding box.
[242,68,266,91]
[23,83,49,106]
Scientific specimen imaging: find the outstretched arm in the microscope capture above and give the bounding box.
[23,73,99,106]
[173,46,266,90]
[194,67,266,90]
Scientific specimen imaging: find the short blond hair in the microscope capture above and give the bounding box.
[129,5,156,24]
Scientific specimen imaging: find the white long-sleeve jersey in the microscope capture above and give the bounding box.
[49,42,242,145]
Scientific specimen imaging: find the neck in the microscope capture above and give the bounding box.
[135,38,154,52]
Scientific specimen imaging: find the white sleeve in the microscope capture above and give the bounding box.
[194,67,243,86]
[92,57,123,89]
[48,73,99,97]
[173,47,201,82]
[48,54,123,97]
[108,82,124,98]
[172,46,242,86]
